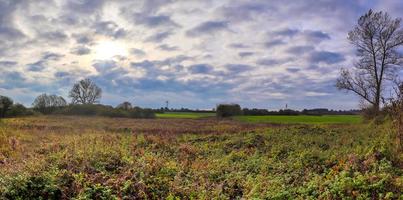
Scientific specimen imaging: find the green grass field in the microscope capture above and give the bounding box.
[158,112,362,124]
[156,112,216,119]
[235,115,362,124]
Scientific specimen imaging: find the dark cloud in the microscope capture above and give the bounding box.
[94,21,127,39]
[271,28,330,43]
[286,68,300,73]
[0,61,17,66]
[26,52,64,72]
[286,45,315,54]
[225,64,251,73]
[158,44,179,51]
[130,48,146,57]
[93,60,118,74]
[221,2,273,22]
[42,52,64,61]
[40,31,68,41]
[309,51,345,64]
[189,64,214,74]
[238,52,254,58]
[65,0,105,14]
[145,31,173,43]
[303,30,331,42]
[27,61,45,72]
[272,28,299,37]
[134,14,179,28]
[0,27,25,40]
[71,46,91,55]
[256,59,280,66]
[55,71,69,78]
[73,33,92,44]
[131,55,191,72]
[186,21,230,37]
[0,0,25,41]
[264,39,285,48]
[0,71,26,88]
[228,43,250,49]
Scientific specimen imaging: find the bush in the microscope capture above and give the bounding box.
[6,104,34,117]
[216,104,242,118]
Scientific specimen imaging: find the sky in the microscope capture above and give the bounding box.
[0,0,402,110]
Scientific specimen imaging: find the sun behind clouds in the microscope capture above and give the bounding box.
[94,40,128,60]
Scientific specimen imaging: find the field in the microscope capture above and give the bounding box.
[235,115,363,124]
[156,112,216,119]
[0,116,402,199]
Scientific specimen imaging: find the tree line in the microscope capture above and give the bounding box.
[0,78,154,119]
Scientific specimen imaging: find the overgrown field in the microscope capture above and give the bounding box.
[235,115,362,124]
[0,116,402,199]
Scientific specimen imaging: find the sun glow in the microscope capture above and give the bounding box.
[94,40,128,59]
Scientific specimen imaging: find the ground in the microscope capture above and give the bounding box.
[0,116,402,199]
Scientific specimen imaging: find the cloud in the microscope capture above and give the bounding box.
[26,52,64,72]
[94,21,127,39]
[0,0,25,41]
[1,0,401,109]
[0,61,17,66]
[130,48,146,57]
[71,46,91,55]
[40,31,68,41]
[186,21,230,37]
[228,43,250,49]
[238,52,254,58]
[272,28,299,38]
[73,33,92,44]
[65,0,105,14]
[224,64,252,73]
[134,14,179,28]
[256,59,280,66]
[303,30,331,42]
[264,39,285,48]
[188,64,214,74]
[286,68,300,73]
[286,45,315,55]
[158,44,179,51]
[145,31,173,43]
[221,2,273,22]
[42,52,64,61]
[309,51,345,64]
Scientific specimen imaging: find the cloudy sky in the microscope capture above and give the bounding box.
[0,0,402,110]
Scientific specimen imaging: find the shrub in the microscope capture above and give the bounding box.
[216,104,242,118]
[6,104,34,117]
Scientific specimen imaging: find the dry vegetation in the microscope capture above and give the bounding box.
[0,116,402,199]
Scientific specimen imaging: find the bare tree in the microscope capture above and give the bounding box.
[337,9,403,112]
[69,79,102,104]
[32,93,67,114]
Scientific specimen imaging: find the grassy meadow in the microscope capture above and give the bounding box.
[0,116,402,199]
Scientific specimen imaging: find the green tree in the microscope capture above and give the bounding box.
[0,96,13,118]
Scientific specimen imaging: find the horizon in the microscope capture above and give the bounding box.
[1,0,403,110]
